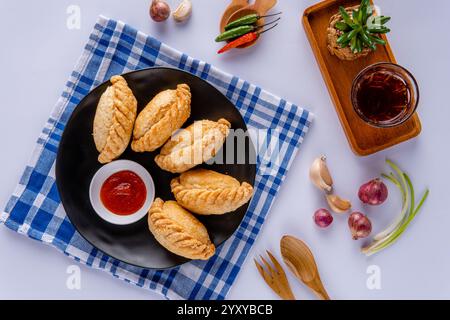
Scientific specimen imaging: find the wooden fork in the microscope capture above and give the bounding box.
[254,250,296,300]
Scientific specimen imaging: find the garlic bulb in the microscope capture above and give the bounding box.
[309,156,333,193]
[173,0,192,22]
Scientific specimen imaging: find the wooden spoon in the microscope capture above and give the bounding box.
[223,0,278,48]
[220,0,249,32]
[280,235,330,300]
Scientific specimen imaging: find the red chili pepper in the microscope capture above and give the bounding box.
[217,22,279,54]
[218,32,259,54]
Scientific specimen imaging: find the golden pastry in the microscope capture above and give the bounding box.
[155,119,231,173]
[93,75,137,164]
[131,84,191,152]
[148,198,215,260]
[171,168,254,215]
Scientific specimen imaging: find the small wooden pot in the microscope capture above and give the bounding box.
[326,5,373,61]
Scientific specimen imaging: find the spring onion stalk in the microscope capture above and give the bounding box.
[374,173,407,241]
[374,160,410,240]
[361,160,429,256]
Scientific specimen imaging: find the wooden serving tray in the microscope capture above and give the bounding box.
[303,0,421,156]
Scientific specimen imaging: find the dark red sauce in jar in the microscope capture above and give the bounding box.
[100,170,147,216]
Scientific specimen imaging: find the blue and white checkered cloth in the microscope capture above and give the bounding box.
[1,16,313,300]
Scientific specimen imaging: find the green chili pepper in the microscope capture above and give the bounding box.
[224,14,259,30]
[216,16,281,42]
[215,25,254,42]
[224,12,282,30]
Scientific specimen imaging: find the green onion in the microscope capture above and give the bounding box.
[361,159,430,256]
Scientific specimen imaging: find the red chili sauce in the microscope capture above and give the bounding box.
[100,170,147,216]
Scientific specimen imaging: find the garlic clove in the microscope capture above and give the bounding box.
[326,194,352,213]
[309,155,333,193]
[173,0,192,22]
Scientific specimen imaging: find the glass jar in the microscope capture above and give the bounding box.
[351,62,419,128]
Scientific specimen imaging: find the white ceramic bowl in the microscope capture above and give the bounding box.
[89,160,155,225]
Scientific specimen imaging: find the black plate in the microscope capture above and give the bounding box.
[56,67,256,269]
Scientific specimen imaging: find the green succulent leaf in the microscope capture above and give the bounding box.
[375,16,391,25]
[350,36,358,52]
[348,29,359,39]
[369,34,386,45]
[366,15,376,25]
[356,38,363,53]
[365,5,373,19]
[368,27,391,34]
[360,31,376,50]
[352,9,361,24]
[335,21,351,31]
[360,0,370,19]
[339,6,353,25]
[337,31,352,47]
[361,0,370,9]
[337,32,348,41]
[334,0,391,53]
[349,22,360,30]
[360,7,368,22]
[337,33,348,44]
[358,8,364,23]
[339,39,351,48]
[367,16,391,29]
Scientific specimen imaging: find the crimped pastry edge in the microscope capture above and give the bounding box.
[170,173,254,215]
[148,198,215,260]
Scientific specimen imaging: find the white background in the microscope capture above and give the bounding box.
[0,0,448,299]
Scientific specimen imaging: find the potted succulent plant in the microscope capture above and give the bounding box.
[327,0,391,61]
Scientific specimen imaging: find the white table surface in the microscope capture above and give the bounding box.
[0,0,448,300]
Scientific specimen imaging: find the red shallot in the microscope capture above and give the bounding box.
[150,0,171,22]
[358,178,388,205]
[348,212,372,240]
[313,209,333,228]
